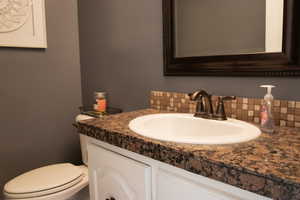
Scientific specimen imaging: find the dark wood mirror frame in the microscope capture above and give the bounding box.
[163,0,300,76]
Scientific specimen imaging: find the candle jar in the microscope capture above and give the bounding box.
[94,92,107,112]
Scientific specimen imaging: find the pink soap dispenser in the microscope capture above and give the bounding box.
[260,85,276,133]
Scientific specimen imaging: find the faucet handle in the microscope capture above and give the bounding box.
[215,96,236,120]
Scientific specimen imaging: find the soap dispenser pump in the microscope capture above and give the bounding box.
[260,85,275,133]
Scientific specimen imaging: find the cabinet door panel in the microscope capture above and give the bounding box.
[88,143,151,200]
[157,169,241,200]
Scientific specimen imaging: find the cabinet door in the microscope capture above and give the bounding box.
[88,143,151,200]
[157,169,232,200]
[156,168,271,200]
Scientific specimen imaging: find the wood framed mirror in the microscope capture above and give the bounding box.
[163,0,300,76]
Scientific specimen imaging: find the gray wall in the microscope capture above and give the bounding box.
[78,0,300,112]
[0,0,82,196]
[175,0,266,57]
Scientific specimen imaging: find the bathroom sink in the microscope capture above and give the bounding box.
[129,114,261,145]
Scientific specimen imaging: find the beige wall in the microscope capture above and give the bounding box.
[265,0,284,52]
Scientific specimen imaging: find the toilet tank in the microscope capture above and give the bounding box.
[76,115,94,166]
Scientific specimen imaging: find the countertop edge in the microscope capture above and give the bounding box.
[76,121,300,200]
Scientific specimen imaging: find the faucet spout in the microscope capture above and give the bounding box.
[189,90,214,118]
[188,91,200,101]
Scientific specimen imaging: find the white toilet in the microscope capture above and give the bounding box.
[3,115,94,200]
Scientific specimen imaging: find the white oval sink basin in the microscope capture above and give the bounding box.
[129,114,261,145]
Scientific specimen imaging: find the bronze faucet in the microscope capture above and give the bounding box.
[189,90,236,120]
[189,90,214,119]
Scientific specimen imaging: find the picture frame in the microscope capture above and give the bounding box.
[0,0,47,48]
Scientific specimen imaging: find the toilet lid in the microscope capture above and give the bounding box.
[4,163,83,198]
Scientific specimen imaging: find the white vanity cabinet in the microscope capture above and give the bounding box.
[88,143,152,200]
[87,138,271,200]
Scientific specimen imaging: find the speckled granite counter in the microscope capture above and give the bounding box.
[76,109,300,200]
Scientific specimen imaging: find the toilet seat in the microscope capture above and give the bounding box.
[4,164,88,200]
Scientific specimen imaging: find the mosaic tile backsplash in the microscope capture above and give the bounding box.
[150,91,300,128]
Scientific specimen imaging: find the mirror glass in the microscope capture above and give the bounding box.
[174,0,284,57]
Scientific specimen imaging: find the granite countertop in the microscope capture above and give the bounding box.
[76,109,300,200]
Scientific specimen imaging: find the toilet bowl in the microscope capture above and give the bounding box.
[3,115,94,200]
[4,164,88,200]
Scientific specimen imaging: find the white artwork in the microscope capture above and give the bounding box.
[0,0,47,48]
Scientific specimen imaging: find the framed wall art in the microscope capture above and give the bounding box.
[0,0,47,48]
